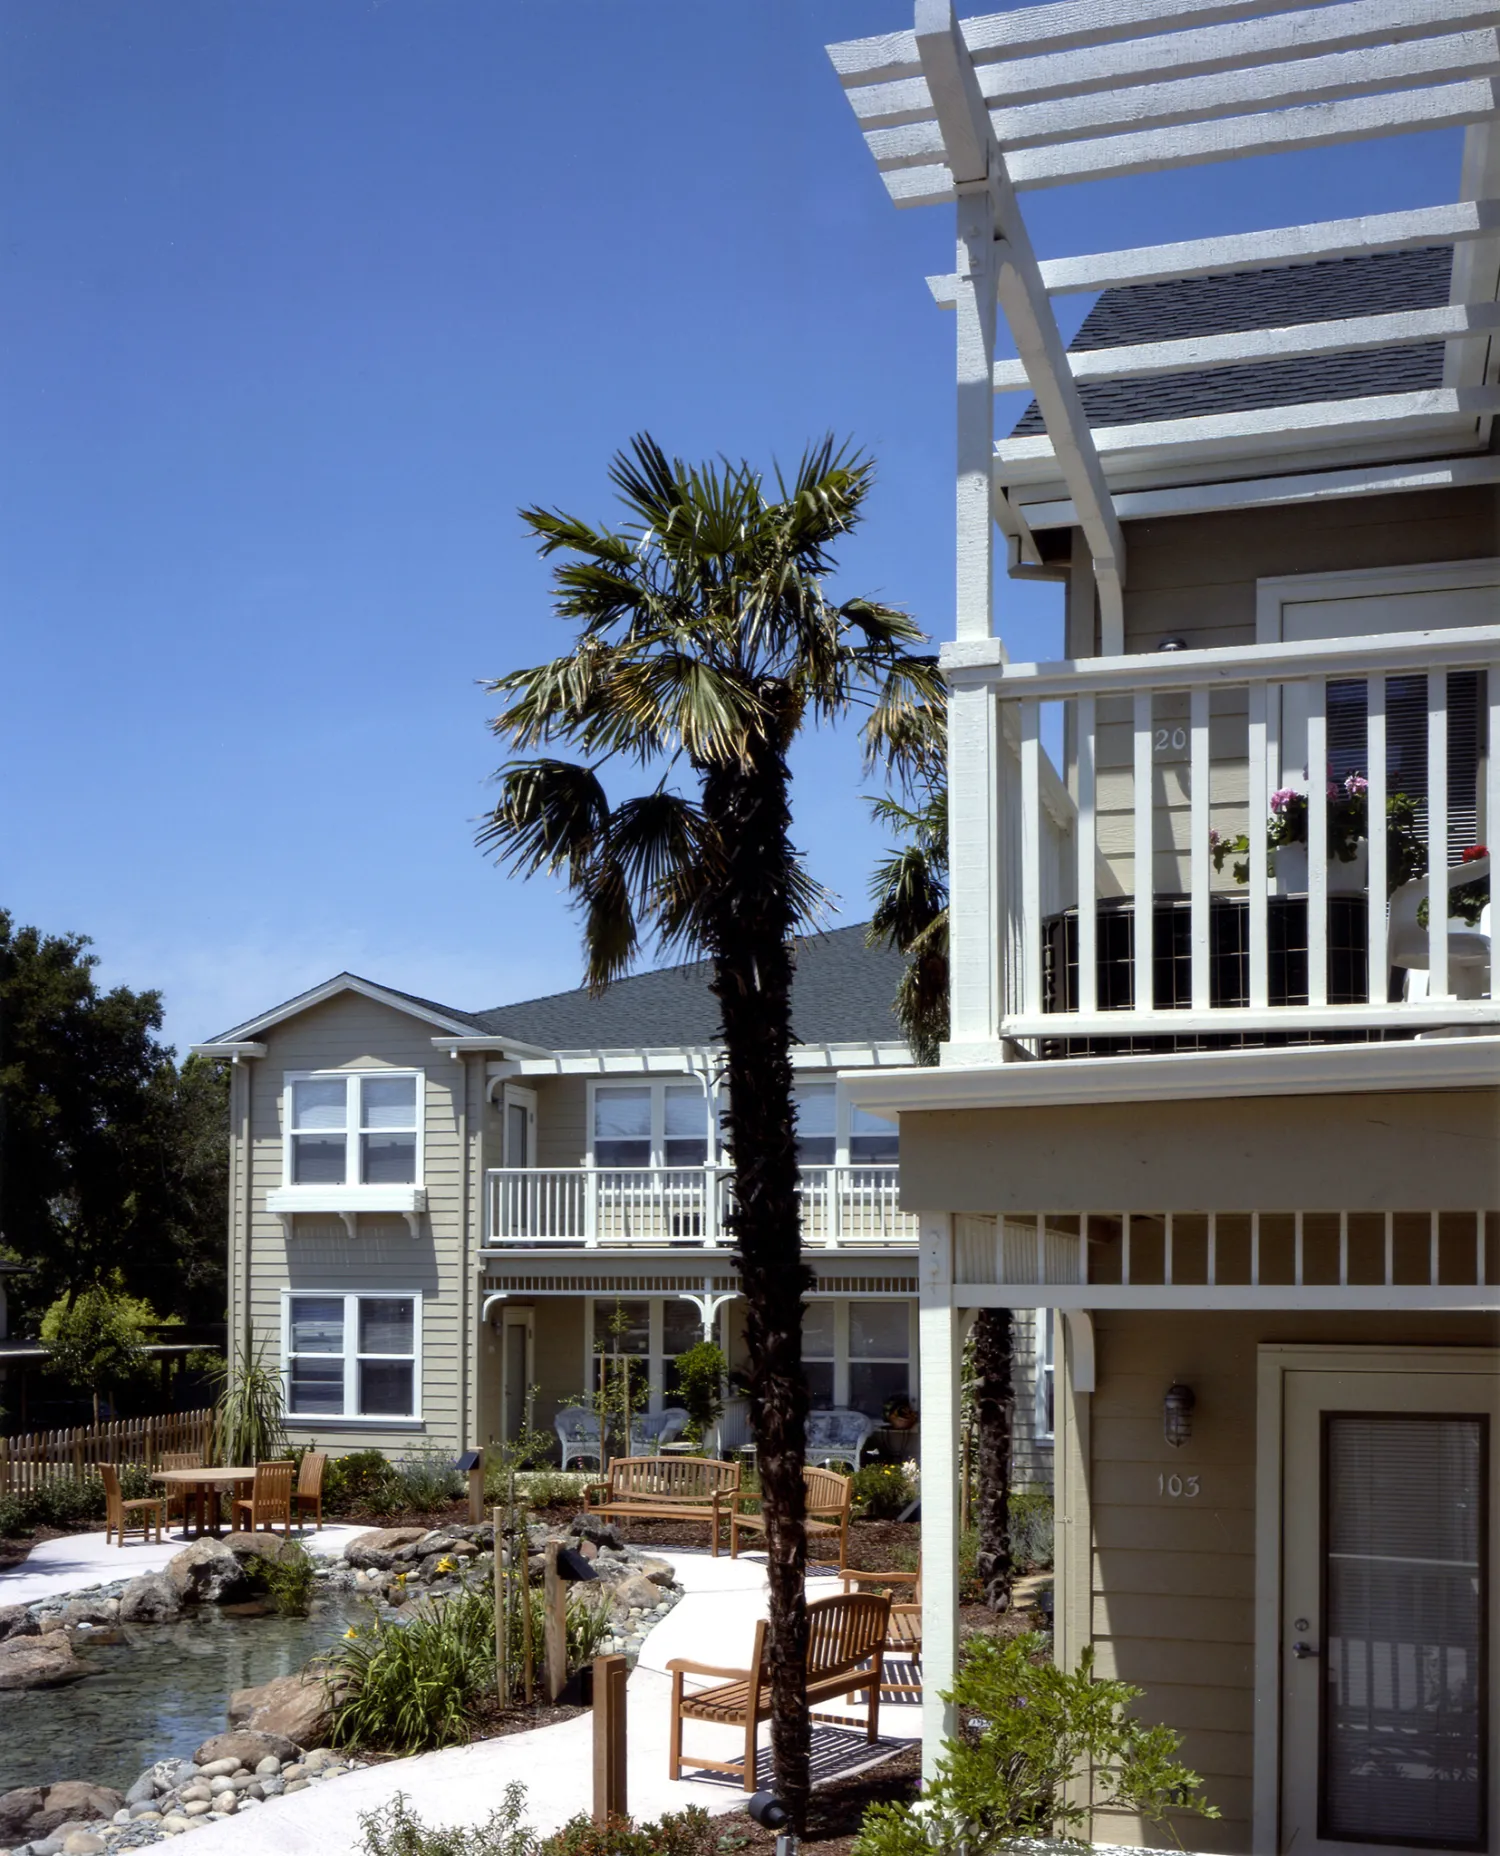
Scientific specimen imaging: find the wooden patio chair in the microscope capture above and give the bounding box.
[160,1450,207,1535]
[233,1460,295,1536]
[668,1591,889,1790]
[730,1465,852,1569]
[840,1565,921,1699]
[100,1462,166,1548]
[293,1451,327,1529]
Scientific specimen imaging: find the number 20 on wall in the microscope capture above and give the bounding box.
[1159,1472,1200,1498]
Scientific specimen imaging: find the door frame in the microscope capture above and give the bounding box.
[1253,1343,1499,1854]
[499,1307,535,1445]
[502,1085,537,1169]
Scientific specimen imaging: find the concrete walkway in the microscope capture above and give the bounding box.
[178,1548,920,1854]
[0,1525,370,1607]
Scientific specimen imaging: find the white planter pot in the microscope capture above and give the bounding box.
[1272,839,1367,896]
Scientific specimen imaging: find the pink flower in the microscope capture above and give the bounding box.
[1343,774,1369,796]
[1270,788,1302,813]
[1327,783,1340,802]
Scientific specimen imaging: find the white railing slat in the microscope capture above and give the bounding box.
[1247,684,1270,1009]
[1076,693,1098,1014]
[1020,699,1044,1015]
[1306,678,1328,1009]
[1189,685,1210,1011]
[1366,676,1388,1005]
[1133,691,1154,1013]
[1428,671,1449,997]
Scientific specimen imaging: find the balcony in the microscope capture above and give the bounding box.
[483,1164,915,1250]
[970,622,1496,1048]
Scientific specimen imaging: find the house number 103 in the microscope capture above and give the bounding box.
[1159,1472,1201,1498]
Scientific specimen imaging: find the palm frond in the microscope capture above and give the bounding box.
[476,759,608,879]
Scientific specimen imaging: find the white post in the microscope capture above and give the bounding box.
[918,1211,961,1778]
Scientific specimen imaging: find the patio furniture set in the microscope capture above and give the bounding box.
[100,1451,327,1546]
[555,1404,883,1470]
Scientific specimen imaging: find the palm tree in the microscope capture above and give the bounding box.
[867,705,1016,1611]
[477,433,938,1826]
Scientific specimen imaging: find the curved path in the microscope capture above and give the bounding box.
[179,1548,919,1854]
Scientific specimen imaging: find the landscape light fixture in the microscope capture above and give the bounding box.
[1163,1383,1196,1448]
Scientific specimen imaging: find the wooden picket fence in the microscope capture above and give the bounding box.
[0,1409,212,1495]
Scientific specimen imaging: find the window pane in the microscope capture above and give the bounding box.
[595,1087,651,1166]
[804,1362,835,1408]
[849,1105,899,1164]
[292,1078,348,1130]
[292,1134,347,1184]
[594,1300,650,1355]
[850,1302,908,1360]
[664,1085,709,1166]
[851,1361,908,1417]
[359,1360,415,1417]
[290,1358,344,1415]
[802,1302,835,1358]
[361,1133,417,1184]
[663,1299,702,1357]
[796,1084,836,1165]
[359,1297,414,1356]
[290,1297,344,1354]
[361,1074,417,1129]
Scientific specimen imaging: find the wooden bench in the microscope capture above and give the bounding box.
[841,1565,921,1699]
[667,1591,890,1789]
[583,1455,741,1557]
[729,1465,852,1569]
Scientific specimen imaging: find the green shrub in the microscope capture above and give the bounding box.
[1009,1485,1054,1571]
[381,1447,463,1514]
[853,1631,1218,1856]
[254,1543,316,1616]
[324,1449,394,1514]
[511,1469,589,1510]
[671,1342,726,1443]
[0,1466,154,1537]
[850,1463,912,1520]
[360,1785,731,1856]
[326,1589,496,1754]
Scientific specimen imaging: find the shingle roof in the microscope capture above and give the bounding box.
[475,924,908,1050]
[1010,246,1453,436]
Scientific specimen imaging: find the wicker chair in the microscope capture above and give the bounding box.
[840,1565,922,1699]
[555,1406,604,1471]
[730,1465,852,1568]
[160,1450,206,1535]
[668,1592,889,1789]
[293,1451,327,1529]
[101,1462,166,1547]
[233,1460,295,1536]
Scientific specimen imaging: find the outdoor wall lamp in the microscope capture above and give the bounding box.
[1163,1382,1196,1448]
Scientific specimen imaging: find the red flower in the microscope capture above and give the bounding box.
[1461,844,1488,863]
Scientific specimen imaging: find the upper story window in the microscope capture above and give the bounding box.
[591,1081,715,1168]
[795,1082,898,1167]
[849,1104,899,1165]
[286,1072,421,1186]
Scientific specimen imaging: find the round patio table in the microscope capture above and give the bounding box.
[153,1466,255,1539]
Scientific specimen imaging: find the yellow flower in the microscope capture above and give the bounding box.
[435,1557,456,1574]
[343,1627,359,1639]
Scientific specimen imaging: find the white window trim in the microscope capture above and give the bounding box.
[586,1296,715,1414]
[502,1084,537,1168]
[586,1078,720,1168]
[281,1288,424,1426]
[271,1070,427,1237]
[1034,1307,1056,1444]
[802,1296,915,1413]
[795,1079,901,1168]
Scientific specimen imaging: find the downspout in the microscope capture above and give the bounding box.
[237,1057,253,1368]
[456,1053,472,1454]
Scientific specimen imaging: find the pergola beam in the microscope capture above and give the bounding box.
[916,0,1126,641]
[991,302,1500,390]
[848,0,1500,126]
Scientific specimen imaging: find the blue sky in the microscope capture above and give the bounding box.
[0,2,1464,1051]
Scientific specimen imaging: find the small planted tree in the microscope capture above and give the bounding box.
[672,1340,727,1447]
[39,1278,165,1422]
[211,1333,289,1466]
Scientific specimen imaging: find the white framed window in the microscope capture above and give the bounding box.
[284,1072,422,1187]
[793,1081,899,1167]
[588,1296,709,1408]
[798,1298,914,1418]
[282,1290,422,1421]
[1035,1308,1055,1442]
[588,1081,716,1168]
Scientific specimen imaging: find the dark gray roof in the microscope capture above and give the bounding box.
[1010,246,1452,436]
[476,924,908,1050]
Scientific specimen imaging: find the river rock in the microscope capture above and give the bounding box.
[61,1833,106,1855]
[119,1575,183,1624]
[125,1774,158,1808]
[194,1729,298,1769]
[62,1597,119,1628]
[0,1633,87,1690]
[568,1514,623,1549]
[343,1526,427,1571]
[607,1571,663,1613]
[0,1603,40,1642]
[222,1531,303,1568]
[0,1787,44,1841]
[26,1784,127,1837]
[165,1538,250,1605]
[227,1670,340,1746]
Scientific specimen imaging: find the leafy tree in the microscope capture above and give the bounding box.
[672,1340,727,1444]
[0,910,228,1331]
[477,433,937,1828]
[854,1631,1218,1856]
[39,1278,171,1421]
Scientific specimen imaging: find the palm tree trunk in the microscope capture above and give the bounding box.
[702,708,813,1828]
[972,1307,1015,1612]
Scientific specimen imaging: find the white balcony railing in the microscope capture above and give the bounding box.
[483,1164,915,1249]
[982,624,1498,1041]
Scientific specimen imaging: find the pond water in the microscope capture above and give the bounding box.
[1,1591,369,1793]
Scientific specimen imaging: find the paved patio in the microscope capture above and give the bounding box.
[0,1524,370,1607]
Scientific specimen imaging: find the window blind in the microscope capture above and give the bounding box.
[1327,672,1484,863]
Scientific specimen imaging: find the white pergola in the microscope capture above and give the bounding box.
[825,0,1500,1773]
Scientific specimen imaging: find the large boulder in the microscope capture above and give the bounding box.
[222,1531,304,1568]
[27,1782,126,1837]
[167,1537,253,1605]
[607,1571,665,1614]
[0,1633,87,1690]
[343,1526,427,1571]
[0,1787,44,1841]
[119,1574,183,1624]
[227,1672,341,1747]
[193,1729,298,1768]
[0,1603,39,1643]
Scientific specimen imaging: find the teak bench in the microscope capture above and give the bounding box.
[667,1591,890,1789]
[583,1455,741,1557]
[730,1465,852,1569]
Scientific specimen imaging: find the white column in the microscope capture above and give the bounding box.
[953,190,996,646]
[947,682,1002,1046]
[918,1211,961,1777]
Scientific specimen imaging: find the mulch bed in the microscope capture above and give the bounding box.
[725,1741,922,1855]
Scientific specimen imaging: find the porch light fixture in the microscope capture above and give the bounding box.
[1163,1382,1196,1448]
